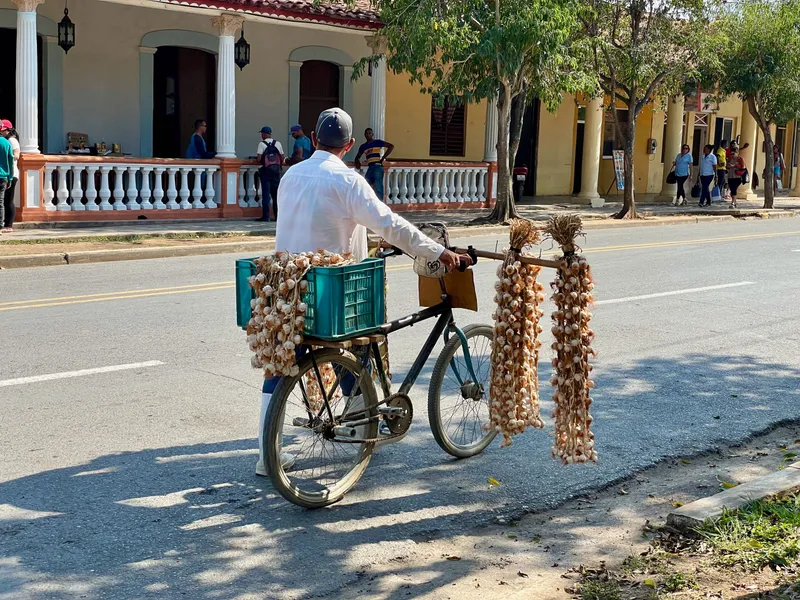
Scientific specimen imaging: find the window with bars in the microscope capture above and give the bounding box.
[429,97,466,157]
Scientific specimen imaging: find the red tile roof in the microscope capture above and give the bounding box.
[153,0,382,29]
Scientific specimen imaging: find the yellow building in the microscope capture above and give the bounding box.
[4,0,797,223]
[383,72,800,203]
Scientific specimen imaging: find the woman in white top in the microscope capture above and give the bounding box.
[1,121,20,232]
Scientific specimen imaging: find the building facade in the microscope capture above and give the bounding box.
[3,0,798,224]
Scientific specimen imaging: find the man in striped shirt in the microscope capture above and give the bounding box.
[355,128,394,201]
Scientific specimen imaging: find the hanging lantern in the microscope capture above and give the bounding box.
[58,1,75,54]
[234,27,250,70]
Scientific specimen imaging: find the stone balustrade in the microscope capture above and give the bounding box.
[13,156,494,223]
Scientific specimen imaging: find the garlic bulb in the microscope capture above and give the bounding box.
[544,215,598,465]
[488,220,545,447]
[246,250,353,381]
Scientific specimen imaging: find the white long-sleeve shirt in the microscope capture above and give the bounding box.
[275,151,445,262]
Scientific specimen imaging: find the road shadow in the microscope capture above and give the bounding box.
[2,351,799,599]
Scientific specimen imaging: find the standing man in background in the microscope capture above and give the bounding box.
[355,128,394,201]
[256,126,283,222]
[285,125,313,165]
[186,119,215,159]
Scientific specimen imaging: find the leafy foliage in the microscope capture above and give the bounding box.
[718,0,800,128]
[717,0,800,208]
[356,0,594,222]
[581,0,723,218]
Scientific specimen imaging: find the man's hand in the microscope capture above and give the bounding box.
[438,249,472,272]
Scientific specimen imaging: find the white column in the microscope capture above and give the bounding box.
[13,0,45,154]
[656,95,685,201]
[212,14,244,158]
[738,103,759,201]
[366,36,387,139]
[575,96,604,203]
[483,96,498,162]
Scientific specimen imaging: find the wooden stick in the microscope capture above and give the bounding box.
[453,247,561,269]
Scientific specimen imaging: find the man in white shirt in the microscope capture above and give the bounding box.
[255,108,470,476]
[256,126,284,222]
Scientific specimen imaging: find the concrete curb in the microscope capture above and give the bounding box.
[1,210,797,269]
[667,461,800,532]
[0,239,276,270]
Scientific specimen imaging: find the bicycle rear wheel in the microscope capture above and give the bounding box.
[265,348,379,508]
[428,324,496,458]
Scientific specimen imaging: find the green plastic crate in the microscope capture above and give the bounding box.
[236,257,385,341]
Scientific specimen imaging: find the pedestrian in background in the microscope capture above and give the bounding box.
[0,125,14,234]
[716,140,729,199]
[355,128,394,201]
[773,145,786,190]
[727,149,745,209]
[0,119,19,232]
[285,125,312,165]
[256,126,283,222]
[186,119,215,159]
[672,143,693,206]
[698,144,717,207]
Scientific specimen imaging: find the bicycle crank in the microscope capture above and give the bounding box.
[380,393,413,435]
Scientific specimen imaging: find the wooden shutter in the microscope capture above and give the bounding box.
[429,97,466,157]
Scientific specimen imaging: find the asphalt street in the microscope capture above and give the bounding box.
[1,218,800,599]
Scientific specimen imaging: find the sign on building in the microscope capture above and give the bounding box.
[613,150,625,190]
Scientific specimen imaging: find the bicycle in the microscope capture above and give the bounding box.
[263,247,495,508]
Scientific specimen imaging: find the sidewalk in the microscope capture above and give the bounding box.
[1,197,798,268]
[6,197,800,240]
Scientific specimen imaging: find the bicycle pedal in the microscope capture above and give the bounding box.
[291,417,310,427]
[377,406,406,417]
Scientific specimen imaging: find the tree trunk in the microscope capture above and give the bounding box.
[486,83,519,223]
[613,120,638,219]
[509,86,526,174]
[747,97,775,209]
[762,130,775,209]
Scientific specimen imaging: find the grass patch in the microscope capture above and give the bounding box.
[660,572,697,592]
[696,495,800,571]
[580,580,622,600]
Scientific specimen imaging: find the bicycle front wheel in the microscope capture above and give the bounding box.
[265,348,379,508]
[428,324,496,458]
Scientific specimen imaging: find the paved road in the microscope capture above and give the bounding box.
[2,218,800,599]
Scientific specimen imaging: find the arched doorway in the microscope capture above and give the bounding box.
[0,27,44,150]
[152,46,216,158]
[298,60,340,136]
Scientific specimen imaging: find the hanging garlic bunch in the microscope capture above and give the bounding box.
[488,219,547,447]
[246,250,352,379]
[545,215,598,464]
[303,365,341,414]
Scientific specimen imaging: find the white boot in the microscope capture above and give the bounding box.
[671,197,678,205]
[256,392,295,476]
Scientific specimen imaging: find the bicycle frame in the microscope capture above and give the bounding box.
[358,292,480,402]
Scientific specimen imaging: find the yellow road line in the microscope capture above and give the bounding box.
[0,285,234,312]
[4,228,798,312]
[587,229,800,253]
[0,281,234,307]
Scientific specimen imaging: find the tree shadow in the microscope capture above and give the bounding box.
[1,351,799,598]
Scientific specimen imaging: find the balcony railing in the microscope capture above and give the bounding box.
[15,155,494,222]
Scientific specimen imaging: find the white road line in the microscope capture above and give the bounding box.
[596,281,755,306]
[0,361,165,388]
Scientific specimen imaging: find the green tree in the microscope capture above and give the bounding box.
[356,0,593,223]
[718,0,800,209]
[582,0,722,218]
